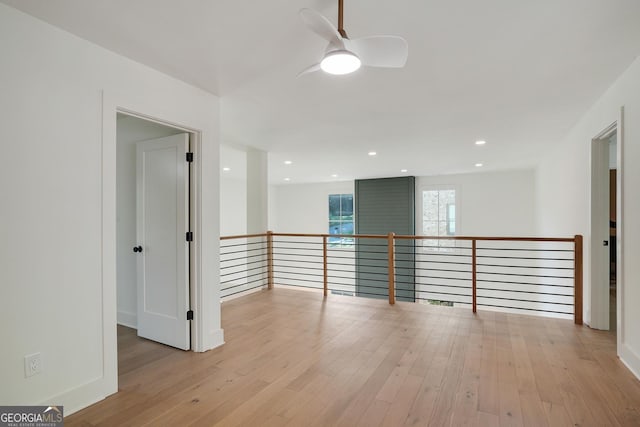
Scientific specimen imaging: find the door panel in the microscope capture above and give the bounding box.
[136,133,190,350]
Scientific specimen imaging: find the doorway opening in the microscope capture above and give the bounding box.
[116,113,195,350]
[590,119,621,336]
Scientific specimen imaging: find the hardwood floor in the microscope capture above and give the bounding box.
[66,288,640,426]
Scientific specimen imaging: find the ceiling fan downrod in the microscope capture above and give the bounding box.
[338,0,348,38]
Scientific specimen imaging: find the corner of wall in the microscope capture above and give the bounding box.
[117,311,137,329]
[619,344,640,380]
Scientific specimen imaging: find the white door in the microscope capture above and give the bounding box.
[135,133,190,350]
[590,135,611,330]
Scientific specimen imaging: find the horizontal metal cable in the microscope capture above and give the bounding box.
[476,295,572,306]
[476,302,572,315]
[273,248,322,258]
[274,275,324,285]
[272,257,321,265]
[221,275,265,290]
[413,253,473,259]
[220,259,267,271]
[220,246,267,256]
[272,240,323,246]
[220,264,266,278]
[220,252,267,263]
[477,263,574,270]
[220,271,267,287]
[220,241,266,250]
[415,283,472,290]
[476,247,573,252]
[272,264,324,273]
[414,267,472,274]
[221,282,264,298]
[476,278,573,288]
[476,255,574,261]
[416,291,472,299]
[476,288,573,297]
[477,271,573,279]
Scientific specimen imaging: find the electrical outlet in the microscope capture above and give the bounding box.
[24,353,42,378]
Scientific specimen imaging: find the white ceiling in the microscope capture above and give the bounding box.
[4,0,640,183]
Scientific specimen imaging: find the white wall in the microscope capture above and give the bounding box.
[116,115,183,328]
[417,169,536,236]
[220,145,248,236]
[0,3,221,413]
[270,170,535,236]
[270,181,355,233]
[535,56,640,378]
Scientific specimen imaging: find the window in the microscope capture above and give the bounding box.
[328,194,354,246]
[422,188,456,249]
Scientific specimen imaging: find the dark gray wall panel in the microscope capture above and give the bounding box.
[355,177,415,301]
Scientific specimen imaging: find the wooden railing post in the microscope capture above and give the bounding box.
[323,235,328,297]
[388,232,395,305]
[574,234,583,325]
[472,239,477,314]
[267,231,274,290]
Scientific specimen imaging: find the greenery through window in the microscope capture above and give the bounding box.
[422,189,456,250]
[328,194,354,247]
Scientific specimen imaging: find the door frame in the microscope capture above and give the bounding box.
[101,89,224,397]
[589,108,624,348]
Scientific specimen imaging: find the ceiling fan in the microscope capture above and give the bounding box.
[298,0,408,76]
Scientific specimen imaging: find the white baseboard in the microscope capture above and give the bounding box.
[117,310,137,329]
[40,375,116,416]
[620,343,640,380]
[206,328,225,352]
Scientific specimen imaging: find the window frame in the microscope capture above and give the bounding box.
[418,185,460,252]
[328,193,354,248]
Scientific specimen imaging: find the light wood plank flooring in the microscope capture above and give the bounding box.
[67,288,640,426]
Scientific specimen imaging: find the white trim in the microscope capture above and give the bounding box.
[589,131,611,330]
[98,88,223,407]
[616,107,625,358]
[117,311,137,329]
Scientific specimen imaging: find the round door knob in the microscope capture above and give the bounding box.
[133,246,143,253]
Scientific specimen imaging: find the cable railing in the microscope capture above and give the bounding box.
[219,233,270,299]
[219,232,583,324]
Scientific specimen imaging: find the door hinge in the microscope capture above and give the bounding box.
[186,231,193,242]
[187,310,194,320]
[186,152,193,163]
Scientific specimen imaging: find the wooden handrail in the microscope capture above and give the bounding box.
[223,231,577,243]
[220,232,268,240]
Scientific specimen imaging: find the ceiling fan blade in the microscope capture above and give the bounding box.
[299,8,341,43]
[345,35,408,68]
[297,63,321,78]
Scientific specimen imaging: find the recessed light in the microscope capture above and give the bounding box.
[475,163,483,167]
[284,177,291,181]
[368,151,377,156]
[222,167,231,172]
[284,160,292,165]
[400,169,408,173]
[331,174,338,178]
[475,140,486,146]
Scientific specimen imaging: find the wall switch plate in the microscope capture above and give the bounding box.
[24,353,42,377]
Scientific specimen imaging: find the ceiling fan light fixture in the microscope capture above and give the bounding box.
[320,49,361,75]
